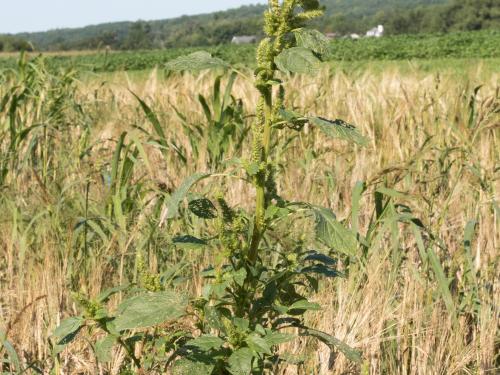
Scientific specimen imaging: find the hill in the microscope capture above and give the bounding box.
[2,0,498,51]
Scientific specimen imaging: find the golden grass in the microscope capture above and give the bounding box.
[0,62,499,374]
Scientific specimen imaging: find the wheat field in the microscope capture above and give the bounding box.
[0,59,498,374]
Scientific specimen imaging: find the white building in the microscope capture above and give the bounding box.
[366,25,384,38]
[231,36,257,44]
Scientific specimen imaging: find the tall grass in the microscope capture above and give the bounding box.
[0,58,498,373]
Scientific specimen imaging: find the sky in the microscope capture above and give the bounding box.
[0,0,266,34]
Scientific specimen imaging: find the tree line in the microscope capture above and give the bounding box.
[0,36,33,52]
[1,0,498,52]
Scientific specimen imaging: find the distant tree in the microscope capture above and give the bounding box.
[453,0,498,30]
[0,35,33,52]
[122,21,153,50]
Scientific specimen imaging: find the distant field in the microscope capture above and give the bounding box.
[0,30,499,73]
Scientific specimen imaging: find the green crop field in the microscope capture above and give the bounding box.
[0,30,499,73]
[0,3,499,375]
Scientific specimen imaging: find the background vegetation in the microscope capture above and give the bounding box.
[0,54,498,374]
[0,0,498,51]
[1,30,499,73]
[0,0,498,373]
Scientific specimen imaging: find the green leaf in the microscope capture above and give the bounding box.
[246,334,272,355]
[173,235,208,250]
[301,264,342,278]
[204,305,226,333]
[310,117,368,146]
[130,91,168,150]
[228,347,254,375]
[275,47,321,75]
[188,198,217,219]
[172,357,216,375]
[288,300,321,313]
[52,316,84,344]
[165,51,229,71]
[95,335,116,363]
[165,173,211,220]
[187,335,224,351]
[427,247,457,324]
[279,108,307,123]
[302,328,362,364]
[376,187,407,199]
[0,330,21,372]
[265,205,290,221]
[232,268,247,287]
[313,207,358,257]
[294,28,331,57]
[279,109,368,146]
[114,291,187,331]
[51,316,85,355]
[278,108,308,131]
[303,251,337,265]
[233,317,250,332]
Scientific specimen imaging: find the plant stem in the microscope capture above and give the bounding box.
[249,88,273,264]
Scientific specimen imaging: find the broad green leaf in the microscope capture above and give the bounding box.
[288,300,321,312]
[187,335,224,351]
[302,328,362,363]
[172,357,216,375]
[279,108,307,123]
[188,198,217,219]
[294,28,331,57]
[265,205,290,221]
[244,161,260,176]
[278,108,308,130]
[204,305,226,333]
[95,335,116,363]
[232,268,247,287]
[228,347,254,375]
[279,109,368,146]
[233,317,250,332]
[165,51,229,71]
[114,291,187,331]
[51,316,85,354]
[310,117,368,146]
[173,235,207,250]
[275,47,321,75]
[52,316,84,344]
[313,207,358,257]
[165,173,211,220]
[246,334,272,355]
